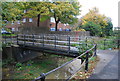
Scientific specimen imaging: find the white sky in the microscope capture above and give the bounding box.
[78,0,119,27]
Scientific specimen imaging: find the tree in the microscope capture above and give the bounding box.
[80,7,112,37]
[24,2,50,27]
[2,2,23,24]
[82,21,101,36]
[49,1,81,31]
[104,19,113,36]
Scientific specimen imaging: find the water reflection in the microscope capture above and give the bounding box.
[46,59,81,79]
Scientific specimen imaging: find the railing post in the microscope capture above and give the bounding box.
[32,34,34,45]
[68,36,70,54]
[79,36,80,46]
[94,44,97,56]
[10,34,12,45]
[24,34,26,45]
[17,34,18,45]
[117,39,119,49]
[86,37,88,48]
[54,35,57,49]
[5,35,6,44]
[43,34,44,47]
[85,51,89,72]
[104,39,106,50]
[40,73,45,81]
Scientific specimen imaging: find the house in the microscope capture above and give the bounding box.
[49,17,71,31]
[4,9,71,33]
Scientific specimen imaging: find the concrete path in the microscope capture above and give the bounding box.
[89,50,119,80]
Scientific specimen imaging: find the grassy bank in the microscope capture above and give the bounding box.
[2,54,73,79]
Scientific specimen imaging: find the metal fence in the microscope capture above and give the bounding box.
[32,44,97,81]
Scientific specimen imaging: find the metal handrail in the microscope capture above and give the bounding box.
[33,44,97,81]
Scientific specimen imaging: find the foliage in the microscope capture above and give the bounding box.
[49,1,81,31]
[75,38,94,60]
[2,2,23,25]
[82,21,101,36]
[16,62,22,68]
[80,7,113,37]
[2,2,81,30]
[96,38,117,50]
[2,55,72,79]
[104,20,113,36]
[74,28,86,31]
[2,58,15,67]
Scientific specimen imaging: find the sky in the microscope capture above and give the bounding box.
[78,0,119,27]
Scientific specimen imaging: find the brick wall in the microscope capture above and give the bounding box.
[49,22,71,29]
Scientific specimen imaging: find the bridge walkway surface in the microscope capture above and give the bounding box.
[89,50,119,81]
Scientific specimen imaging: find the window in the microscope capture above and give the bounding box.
[50,17,55,23]
[23,18,26,23]
[59,28,62,31]
[12,28,15,31]
[17,20,20,24]
[29,18,32,22]
[24,10,26,13]
[11,21,14,24]
[50,28,55,31]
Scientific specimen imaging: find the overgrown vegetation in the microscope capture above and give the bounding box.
[2,54,73,79]
[93,36,118,50]
[78,7,113,37]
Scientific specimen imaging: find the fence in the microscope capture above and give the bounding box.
[2,34,119,50]
[32,44,97,81]
[94,39,119,50]
[16,34,89,52]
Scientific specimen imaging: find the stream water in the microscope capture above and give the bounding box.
[46,59,82,80]
[20,50,82,80]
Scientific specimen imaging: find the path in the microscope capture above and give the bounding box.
[89,50,119,80]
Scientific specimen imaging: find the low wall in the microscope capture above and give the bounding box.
[47,31,90,36]
[19,30,90,37]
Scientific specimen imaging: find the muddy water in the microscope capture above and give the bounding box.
[46,59,81,79]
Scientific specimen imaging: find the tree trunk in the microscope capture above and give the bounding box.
[37,14,40,27]
[55,21,59,31]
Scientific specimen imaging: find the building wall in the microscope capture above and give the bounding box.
[19,17,50,34]
[49,22,71,30]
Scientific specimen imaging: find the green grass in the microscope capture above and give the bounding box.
[2,54,73,79]
[2,34,16,36]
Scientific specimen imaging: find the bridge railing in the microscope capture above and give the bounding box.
[17,34,87,52]
[2,34,119,50]
[32,44,97,81]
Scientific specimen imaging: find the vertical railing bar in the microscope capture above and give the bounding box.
[79,36,80,46]
[104,39,106,50]
[5,35,6,44]
[68,36,70,54]
[86,37,88,48]
[24,34,26,45]
[40,73,45,81]
[85,51,89,71]
[118,39,119,49]
[43,34,44,47]
[10,34,12,45]
[17,34,18,45]
[54,35,56,49]
[32,34,34,45]
[94,44,97,56]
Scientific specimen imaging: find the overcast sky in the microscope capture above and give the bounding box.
[78,0,119,27]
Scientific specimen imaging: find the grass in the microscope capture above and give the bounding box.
[2,54,73,79]
[2,34,16,36]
